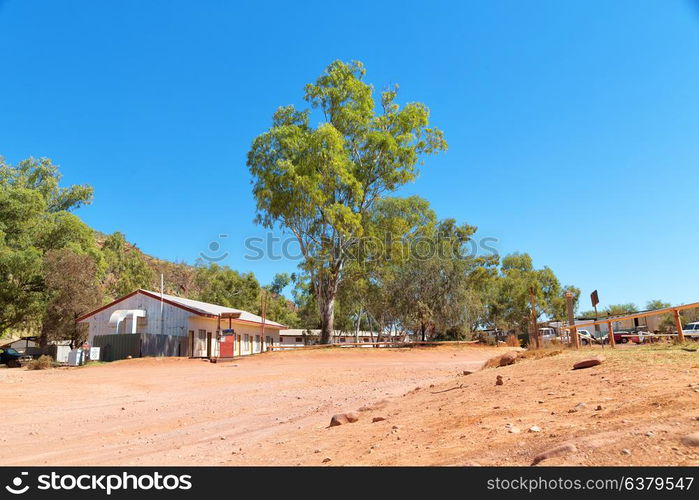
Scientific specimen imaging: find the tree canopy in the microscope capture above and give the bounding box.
[247,60,447,342]
[0,156,96,334]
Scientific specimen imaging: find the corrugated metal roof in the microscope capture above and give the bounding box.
[141,290,285,328]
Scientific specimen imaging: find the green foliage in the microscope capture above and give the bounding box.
[42,249,103,346]
[191,263,300,327]
[0,156,93,213]
[646,299,671,311]
[192,262,260,312]
[485,252,577,334]
[247,60,446,342]
[0,156,95,334]
[264,292,301,329]
[268,272,294,295]
[605,303,638,316]
[101,232,155,299]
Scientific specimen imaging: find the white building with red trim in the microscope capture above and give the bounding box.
[76,289,285,359]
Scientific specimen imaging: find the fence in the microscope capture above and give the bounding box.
[268,340,480,351]
[557,301,699,348]
[92,333,188,361]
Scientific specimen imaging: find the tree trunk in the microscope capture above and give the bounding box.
[319,295,335,344]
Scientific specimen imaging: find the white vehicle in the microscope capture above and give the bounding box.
[578,329,607,345]
[539,327,567,343]
[682,322,699,338]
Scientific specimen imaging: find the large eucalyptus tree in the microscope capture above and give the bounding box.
[247,61,446,343]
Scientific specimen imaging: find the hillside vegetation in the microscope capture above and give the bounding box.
[0,156,299,346]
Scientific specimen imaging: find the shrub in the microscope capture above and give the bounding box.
[27,355,55,370]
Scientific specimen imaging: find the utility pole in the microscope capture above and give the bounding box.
[160,273,164,336]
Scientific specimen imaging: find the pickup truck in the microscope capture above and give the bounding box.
[0,347,29,368]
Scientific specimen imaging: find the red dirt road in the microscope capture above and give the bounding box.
[1,345,498,466]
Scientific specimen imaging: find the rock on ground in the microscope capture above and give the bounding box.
[329,412,359,427]
[499,351,519,366]
[531,443,578,465]
[681,432,699,447]
[573,356,605,370]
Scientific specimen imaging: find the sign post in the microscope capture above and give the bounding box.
[591,290,601,339]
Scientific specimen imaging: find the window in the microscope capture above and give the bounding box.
[295,337,302,343]
[340,337,346,343]
[363,338,369,343]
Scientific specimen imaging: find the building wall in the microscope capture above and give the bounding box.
[82,294,192,344]
[81,292,282,358]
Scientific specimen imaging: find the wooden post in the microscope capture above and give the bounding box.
[565,292,579,348]
[607,321,615,348]
[673,309,685,342]
[529,287,539,349]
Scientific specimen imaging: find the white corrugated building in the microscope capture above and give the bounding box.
[77,289,285,359]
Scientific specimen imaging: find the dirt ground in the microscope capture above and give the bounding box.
[1,344,698,466]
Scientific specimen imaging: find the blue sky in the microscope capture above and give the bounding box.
[1,0,698,309]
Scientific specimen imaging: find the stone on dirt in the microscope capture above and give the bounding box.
[572,356,605,370]
[531,443,578,465]
[495,375,504,386]
[499,351,519,366]
[372,416,386,423]
[329,412,359,427]
[681,432,699,447]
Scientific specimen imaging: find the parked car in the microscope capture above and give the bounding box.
[612,329,632,344]
[0,347,27,368]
